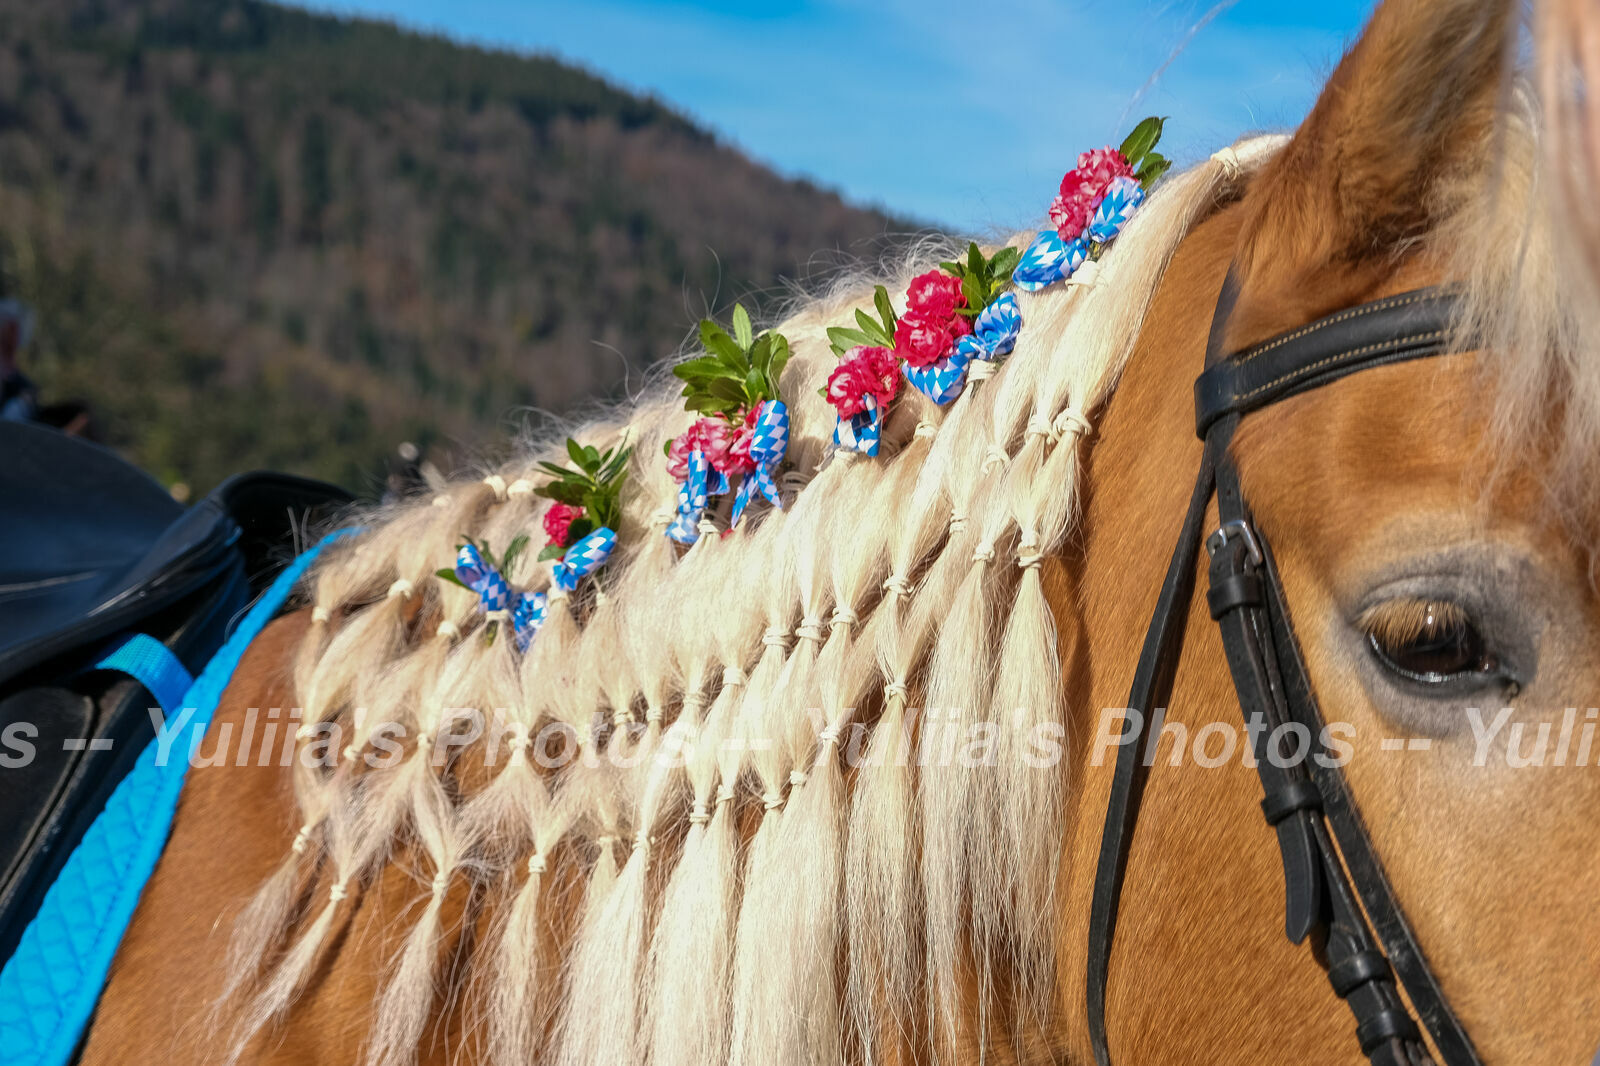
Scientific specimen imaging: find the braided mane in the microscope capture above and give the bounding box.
[223,137,1288,1065]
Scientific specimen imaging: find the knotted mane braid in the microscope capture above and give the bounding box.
[217,138,1283,1066]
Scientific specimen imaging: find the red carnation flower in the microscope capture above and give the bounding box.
[666,417,736,480]
[543,502,584,548]
[826,346,900,418]
[1051,146,1135,241]
[724,405,762,476]
[894,311,958,369]
[905,270,965,320]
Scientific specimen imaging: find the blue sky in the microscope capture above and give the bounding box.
[291,0,1377,233]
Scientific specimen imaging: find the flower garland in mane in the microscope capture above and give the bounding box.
[825,116,1172,452]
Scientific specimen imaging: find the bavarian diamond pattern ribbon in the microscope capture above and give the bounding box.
[729,400,788,528]
[954,292,1022,362]
[833,394,883,457]
[903,342,974,406]
[666,447,711,545]
[455,543,511,614]
[512,590,548,652]
[554,526,615,591]
[1086,176,1145,244]
[1012,230,1089,292]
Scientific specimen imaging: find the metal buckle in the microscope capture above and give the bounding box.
[1205,519,1263,567]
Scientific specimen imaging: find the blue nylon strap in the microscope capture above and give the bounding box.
[93,634,194,717]
[0,529,358,1066]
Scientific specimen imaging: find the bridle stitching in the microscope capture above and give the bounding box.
[1232,330,1448,404]
[1229,289,1443,368]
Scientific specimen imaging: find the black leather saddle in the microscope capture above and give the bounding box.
[0,421,349,964]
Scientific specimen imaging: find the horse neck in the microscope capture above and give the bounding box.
[1051,203,1362,1063]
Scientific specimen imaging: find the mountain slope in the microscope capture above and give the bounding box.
[0,0,917,492]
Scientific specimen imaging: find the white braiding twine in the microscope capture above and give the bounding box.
[1210,145,1242,179]
[982,445,1010,473]
[1068,259,1101,288]
[507,478,534,498]
[722,666,748,687]
[831,605,859,630]
[761,626,791,650]
[689,803,711,827]
[715,783,737,807]
[431,871,451,896]
[788,769,808,786]
[294,723,315,742]
[1017,529,1045,571]
[483,474,509,502]
[528,853,548,875]
[884,680,910,701]
[761,791,785,811]
[290,823,315,855]
[818,725,842,747]
[780,470,810,494]
[485,608,511,624]
[883,573,913,599]
[1053,406,1092,442]
[795,616,826,645]
[650,506,676,529]
[431,495,451,509]
[697,517,718,537]
[972,542,997,566]
[949,510,968,534]
[342,745,361,763]
[310,605,331,624]
[329,882,349,903]
[387,578,415,600]
[968,359,998,383]
[436,619,461,641]
[914,420,939,440]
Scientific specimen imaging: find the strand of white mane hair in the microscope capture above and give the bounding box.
[219,133,1285,1066]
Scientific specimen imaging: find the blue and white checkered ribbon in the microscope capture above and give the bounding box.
[667,447,712,545]
[904,342,974,406]
[455,543,511,614]
[1086,176,1144,244]
[833,395,883,457]
[554,526,615,591]
[512,590,548,652]
[730,400,788,529]
[1012,230,1089,292]
[954,292,1022,363]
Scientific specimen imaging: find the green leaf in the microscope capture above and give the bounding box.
[767,337,790,389]
[582,444,600,471]
[535,481,587,506]
[700,320,745,368]
[566,516,595,543]
[536,543,567,562]
[961,275,986,314]
[855,308,891,347]
[967,241,983,276]
[707,378,746,403]
[990,246,1021,278]
[732,304,753,351]
[435,568,468,589]
[938,260,962,277]
[536,461,572,478]
[566,438,586,469]
[745,365,765,402]
[1118,116,1165,167]
[501,533,530,576]
[873,285,897,332]
[663,439,673,457]
[1136,153,1172,188]
[827,325,875,352]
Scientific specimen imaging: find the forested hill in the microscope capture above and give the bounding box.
[0,0,917,493]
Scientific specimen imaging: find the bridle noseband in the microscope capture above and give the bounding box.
[1086,279,1483,1066]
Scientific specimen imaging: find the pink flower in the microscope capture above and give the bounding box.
[905,270,964,320]
[894,311,958,369]
[666,416,735,480]
[1051,147,1134,241]
[826,346,900,418]
[724,405,762,476]
[543,502,584,548]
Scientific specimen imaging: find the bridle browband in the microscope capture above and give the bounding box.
[1085,278,1484,1066]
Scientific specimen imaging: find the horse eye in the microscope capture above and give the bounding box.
[1362,600,1498,684]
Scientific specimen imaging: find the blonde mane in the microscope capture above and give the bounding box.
[215,96,1586,1064]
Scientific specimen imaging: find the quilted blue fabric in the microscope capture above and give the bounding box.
[0,530,355,1066]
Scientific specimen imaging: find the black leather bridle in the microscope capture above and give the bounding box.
[1085,278,1485,1066]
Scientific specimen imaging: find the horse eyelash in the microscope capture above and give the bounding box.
[1355,598,1473,649]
